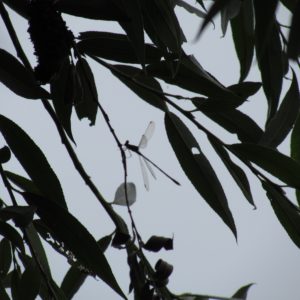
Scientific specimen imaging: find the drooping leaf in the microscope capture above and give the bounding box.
[75,58,98,126]
[0,280,9,300]
[0,115,67,209]
[0,146,11,164]
[231,143,300,189]
[260,71,300,148]
[165,112,237,238]
[57,0,128,21]
[174,0,206,18]
[113,182,136,207]
[200,109,263,143]
[110,64,168,111]
[208,136,255,208]
[287,1,300,59]
[11,269,21,300]
[228,81,261,99]
[147,55,242,101]
[60,234,112,299]
[196,0,232,38]
[154,259,173,282]
[143,236,173,252]
[20,262,41,300]
[232,283,254,299]
[254,1,282,120]
[262,181,300,248]
[2,0,29,19]
[141,0,184,54]
[0,49,49,99]
[0,206,36,228]
[230,0,255,82]
[220,0,241,36]
[22,193,126,299]
[117,0,146,67]
[50,59,74,142]
[0,239,12,279]
[0,221,25,253]
[5,171,41,196]
[77,32,163,64]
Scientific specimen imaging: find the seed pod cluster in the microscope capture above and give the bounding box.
[27,0,74,84]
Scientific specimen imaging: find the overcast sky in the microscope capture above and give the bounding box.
[1,2,300,300]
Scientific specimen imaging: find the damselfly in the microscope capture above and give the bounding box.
[125,121,180,191]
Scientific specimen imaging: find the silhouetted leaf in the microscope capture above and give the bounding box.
[11,269,21,300]
[143,236,173,252]
[174,0,206,18]
[61,234,112,299]
[77,32,163,64]
[75,58,98,125]
[141,0,184,53]
[228,82,261,99]
[0,280,9,300]
[231,143,300,189]
[287,1,300,59]
[154,259,173,282]
[50,59,74,142]
[118,0,146,67]
[57,0,128,21]
[0,221,24,253]
[22,193,126,299]
[0,206,36,228]
[147,55,241,101]
[2,0,28,18]
[208,136,255,208]
[0,115,67,209]
[280,0,297,11]
[262,181,300,248]
[232,283,254,299]
[230,0,254,82]
[111,64,168,111]
[220,0,241,36]
[20,262,41,300]
[260,71,300,147]
[5,171,40,196]
[0,239,11,279]
[201,110,263,143]
[254,1,282,119]
[0,146,10,164]
[197,0,232,38]
[0,49,49,99]
[165,112,237,238]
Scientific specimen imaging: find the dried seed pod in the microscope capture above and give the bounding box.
[27,0,74,84]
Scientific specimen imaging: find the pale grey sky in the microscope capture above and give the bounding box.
[0,2,299,300]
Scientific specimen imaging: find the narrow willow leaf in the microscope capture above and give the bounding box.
[20,262,41,300]
[57,0,127,21]
[280,0,297,11]
[0,115,67,209]
[165,112,237,238]
[22,193,126,299]
[2,0,28,19]
[77,32,163,64]
[50,59,74,142]
[291,106,300,205]
[0,49,49,99]
[0,206,36,228]
[260,71,300,148]
[230,0,254,82]
[0,239,12,279]
[208,136,255,208]
[141,0,184,54]
[75,58,98,126]
[196,0,232,38]
[0,221,25,253]
[5,171,41,196]
[174,0,206,18]
[113,183,136,207]
[111,64,168,111]
[0,281,9,300]
[220,0,241,36]
[287,1,300,59]
[11,269,21,300]
[254,1,282,119]
[232,283,254,299]
[0,146,11,164]
[147,55,241,101]
[117,0,146,67]
[201,109,263,143]
[262,181,300,248]
[228,82,261,99]
[60,234,112,299]
[231,143,300,189]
